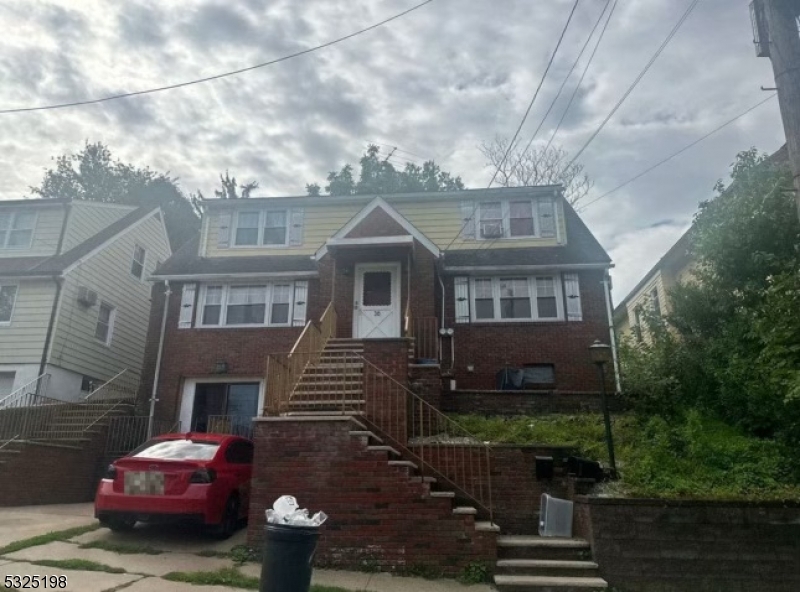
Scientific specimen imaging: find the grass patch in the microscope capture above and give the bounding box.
[163,568,358,591]
[79,540,164,555]
[454,412,800,500]
[195,549,228,558]
[0,524,99,556]
[31,558,125,573]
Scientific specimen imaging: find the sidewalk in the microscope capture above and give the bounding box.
[0,503,494,592]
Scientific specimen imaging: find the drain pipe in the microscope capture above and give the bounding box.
[147,280,171,439]
[602,272,622,393]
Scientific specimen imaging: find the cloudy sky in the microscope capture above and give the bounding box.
[0,0,786,301]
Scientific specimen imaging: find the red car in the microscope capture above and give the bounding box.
[95,433,253,538]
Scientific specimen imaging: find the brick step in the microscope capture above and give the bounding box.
[494,575,607,591]
[496,560,600,578]
[497,537,591,561]
[348,430,383,444]
[409,475,437,484]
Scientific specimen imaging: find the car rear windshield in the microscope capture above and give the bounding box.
[130,439,220,461]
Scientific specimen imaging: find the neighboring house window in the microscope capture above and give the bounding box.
[131,244,146,279]
[0,285,18,324]
[469,276,563,322]
[650,287,662,317]
[633,306,644,341]
[0,371,15,396]
[198,283,299,327]
[234,210,289,247]
[475,199,554,240]
[523,364,555,385]
[95,302,116,345]
[0,211,35,249]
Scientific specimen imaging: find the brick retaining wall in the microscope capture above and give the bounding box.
[441,390,623,416]
[574,496,800,592]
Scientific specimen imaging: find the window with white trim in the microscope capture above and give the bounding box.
[469,276,564,321]
[0,284,18,324]
[130,244,146,279]
[234,210,289,246]
[198,283,300,327]
[473,198,556,240]
[95,302,116,345]
[0,211,36,249]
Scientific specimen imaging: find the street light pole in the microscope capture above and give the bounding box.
[589,339,618,477]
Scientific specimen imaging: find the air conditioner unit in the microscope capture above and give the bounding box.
[77,286,98,307]
[480,221,504,238]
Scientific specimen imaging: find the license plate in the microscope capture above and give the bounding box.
[124,471,165,495]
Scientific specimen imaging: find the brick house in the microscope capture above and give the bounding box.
[141,185,613,574]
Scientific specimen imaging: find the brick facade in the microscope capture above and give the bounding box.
[440,269,611,391]
[574,497,800,592]
[248,416,496,575]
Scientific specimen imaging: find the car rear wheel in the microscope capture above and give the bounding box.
[212,495,240,539]
[104,516,137,532]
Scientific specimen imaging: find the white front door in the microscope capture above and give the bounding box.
[353,263,401,339]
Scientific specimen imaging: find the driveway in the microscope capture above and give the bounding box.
[0,503,495,592]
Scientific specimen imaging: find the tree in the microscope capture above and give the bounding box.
[210,171,259,200]
[620,147,800,450]
[479,137,592,205]
[30,142,199,250]
[309,145,465,196]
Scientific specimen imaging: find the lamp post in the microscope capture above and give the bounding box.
[589,339,617,477]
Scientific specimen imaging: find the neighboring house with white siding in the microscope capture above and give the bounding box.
[0,199,171,400]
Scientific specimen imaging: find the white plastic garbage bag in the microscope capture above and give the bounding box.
[267,495,328,527]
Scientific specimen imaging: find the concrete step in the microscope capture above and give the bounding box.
[496,560,600,578]
[367,445,400,456]
[453,506,477,516]
[429,491,455,498]
[497,537,591,561]
[494,575,607,591]
[349,430,383,444]
[388,460,418,471]
[475,521,501,533]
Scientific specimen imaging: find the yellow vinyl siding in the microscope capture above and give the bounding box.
[624,271,666,330]
[203,196,563,256]
[61,202,135,252]
[0,280,56,364]
[48,214,171,384]
[0,206,65,258]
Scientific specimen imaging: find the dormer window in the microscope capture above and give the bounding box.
[234,210,290,247]
[472,198,556,240]
[0,211,35,249]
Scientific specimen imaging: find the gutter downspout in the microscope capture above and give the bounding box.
[602,271,622,393]
[147,280,171,439]
[38,201,71,378]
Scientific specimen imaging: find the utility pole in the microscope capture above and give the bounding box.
[753,0,800,218]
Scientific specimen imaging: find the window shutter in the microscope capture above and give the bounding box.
[217,211,232,249]
[178,283,197,329]
[538,198,556,238]
[289,208,304,246]
[292,280,308,326]
[563,273,582,321]
[459,201,475,239]
[454,276,470,323]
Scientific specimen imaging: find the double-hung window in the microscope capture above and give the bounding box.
[0,285,18,324]
[0,211,36,249]
[131,244,146,279]
[469,276,563,321]
[473,198,556,240]
[95,302,116,345]
[234,210,289,247]
[199,284,295,327]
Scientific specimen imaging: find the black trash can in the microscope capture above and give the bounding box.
[260,523,320,592]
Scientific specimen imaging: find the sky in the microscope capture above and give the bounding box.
[0,0,786,302]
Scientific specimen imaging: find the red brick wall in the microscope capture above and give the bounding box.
[362,340,409,445]
[441,270,611,391]
[441,390,624,416]
[0,429,108,506]
[247,417,496,575]
[574,497,800,592]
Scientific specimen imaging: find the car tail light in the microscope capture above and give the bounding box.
[104,465,117,480]
[189,468,216,484]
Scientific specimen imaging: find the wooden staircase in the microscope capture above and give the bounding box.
[287,339,366,413]
[494,535,607,591]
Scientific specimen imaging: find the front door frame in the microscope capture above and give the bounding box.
[353,262,401,339]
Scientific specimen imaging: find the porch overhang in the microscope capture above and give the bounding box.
[324,235,415,252]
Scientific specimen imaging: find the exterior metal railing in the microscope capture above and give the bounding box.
[0,374,51,410]
[0,392,68,443]
[268,349,493,521]
[411,317,440,362]
[84,369,139,402]
[206,415,254,439]
[265,303,337,415]
[104,416,180,459]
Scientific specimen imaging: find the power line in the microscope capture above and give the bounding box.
[486,0,581,190]
[567,0,701,168]
[444,0,582,253]
[577,94,778,211]
[520,0,612,157]
[545,0,618,152]
[0,0,436,115]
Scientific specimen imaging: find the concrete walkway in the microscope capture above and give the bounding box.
[0,503,494,592]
